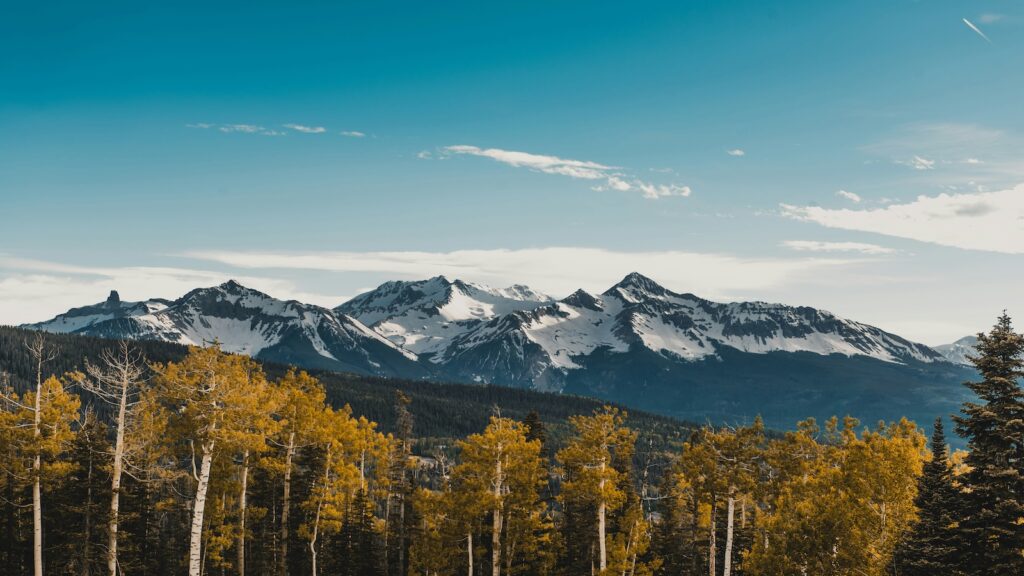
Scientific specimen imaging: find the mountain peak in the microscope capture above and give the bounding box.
[219,279,246,291]
[604,272,667,298]
[105,290,121,307]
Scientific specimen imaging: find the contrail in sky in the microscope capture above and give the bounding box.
[962,18,992,43]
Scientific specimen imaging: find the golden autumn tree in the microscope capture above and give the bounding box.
[450,415,551,576]
[745,417,926,576]
[150,344,274,576]
[557,406,637,574]
[0,335,80,576]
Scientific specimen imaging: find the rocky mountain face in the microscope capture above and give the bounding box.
[26,281,426,377]
[26,273,975,431]
[336,276,552,356]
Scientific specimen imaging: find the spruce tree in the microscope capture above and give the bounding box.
[952,313,1024,576]
[893,418,957,576]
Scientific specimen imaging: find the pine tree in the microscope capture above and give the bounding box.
[952,313,1024,576]
[893,418,958,576]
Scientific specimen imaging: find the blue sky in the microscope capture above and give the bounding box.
[2,0,1023,343]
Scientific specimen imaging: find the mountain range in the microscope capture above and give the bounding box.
[24,273,977,431]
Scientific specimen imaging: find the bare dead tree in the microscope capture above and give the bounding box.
[79,340,147,576]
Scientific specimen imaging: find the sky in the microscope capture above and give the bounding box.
[1,0,1022,345]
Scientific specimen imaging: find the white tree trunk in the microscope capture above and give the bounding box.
[33,357,43,576]
[309,446,331,576]
[492,450,503,576]
[279,432,294,576]
[238,450,250,576]
[467,531,473,576]
[598,458,607,573]
[708,499,716,576]
[107,381,128,576]
[188,441,215,576]
[723,496,735,576]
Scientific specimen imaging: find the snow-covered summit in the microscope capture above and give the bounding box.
[933,335,978,366]
[26,281,422,376]
[336,276,553,356]
[433,272,945,389]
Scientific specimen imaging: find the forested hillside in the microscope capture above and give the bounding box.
[0,326,693,451]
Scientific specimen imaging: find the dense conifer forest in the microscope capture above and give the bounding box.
[1,317,1022,576]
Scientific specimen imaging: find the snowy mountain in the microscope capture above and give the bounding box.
[336,276,553,357]
[24,274,975,431]
[26,281,425,377]
[429,272,944,389]
[933,335,978,366]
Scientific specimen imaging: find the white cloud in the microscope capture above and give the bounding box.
[727,149,745,157]
[283,124,327,134]
[416,150,432,159]
[441,145,692,199]
[782,240,896,255]
[0,256,344,325]
[977,13,1003,25]
[895,155,936,171]
[187,123,283,136]
[341,131,366,138]
[780,184,1024,254]
[219,124,265,133]
[181,247,852,301]
[835,190,862,203]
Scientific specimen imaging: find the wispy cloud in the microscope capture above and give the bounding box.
[283,123,327,134]
[780,184,1024,254]
[782,240,895,255]
[440,145,691,199]
[341,131,366,138]
[977,13,1003,25]
[863,123,1024,188]
[186,123,282,136]
[962,18,992,43]
[895,155,936,171]
[727,149,746,157]
[836,190,862,203]
[181,247,853,301]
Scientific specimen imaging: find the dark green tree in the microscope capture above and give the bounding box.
[338,488,381,576]
[952,313,1024,576]
[893,418,958,575]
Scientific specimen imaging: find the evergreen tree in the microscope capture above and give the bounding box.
[952,313,1024,576]
[893,418,958,576]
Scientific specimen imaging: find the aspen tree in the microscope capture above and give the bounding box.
[77,340,147,576]
[557,407,636,574]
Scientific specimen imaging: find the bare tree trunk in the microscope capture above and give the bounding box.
[237,450,250,576]
[310,446,331,576]
[398,491,407,575]
[598,458,607,573]
[467,531,473,576]
[723,496,735,576]
[108,378,128,576]
[279,432,294,576]
[189,441,216,576]
[708,498,717,576]
[33,352,43,576]
[492,449,503,576]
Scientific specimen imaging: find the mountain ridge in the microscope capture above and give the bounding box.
[24,273,975,431]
